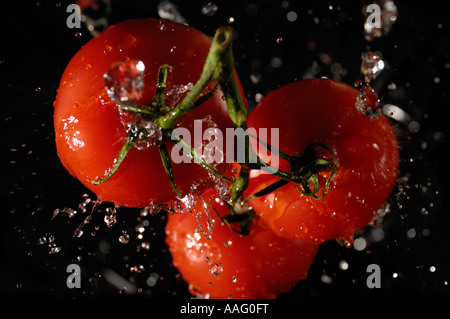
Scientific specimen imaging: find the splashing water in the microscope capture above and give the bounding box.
[361,51,385,83]
[355,51,384,119]
[104,206,118,228]
[164,82,194,109]
[209,262,223,277]
[157,0,187,24]
[104,60,145,105]
[209,173,232,203]
[79,0,111,36]
[38,233,61,254]
[201,2,219,17]
[355,82,381,119]
[126,120,163,149]
[119,230,131,244]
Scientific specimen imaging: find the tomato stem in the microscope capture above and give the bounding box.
[154,64,173,110]
[155,27,235,129]
[158,140,181,196]
[92,138,134,185]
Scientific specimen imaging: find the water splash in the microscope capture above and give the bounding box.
[201,2,219,17]
[164,82,194,109]
[209,262,223,276]
[38,233,61,254]
[119,230,130,244]
[209,173,232,203]
[360,51,384,83]
[104,206,117,228]
[126,120,163,149]
[104,60,145,105]
[355,81,381,119]
[157,0,187,24]
[78,0,111,36]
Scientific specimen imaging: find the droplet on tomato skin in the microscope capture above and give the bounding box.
[186,48,196,58]
[209,263,223,277]
[103,45,113,54]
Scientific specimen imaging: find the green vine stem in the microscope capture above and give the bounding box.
[155,27,237,129]
[93,25,339,219]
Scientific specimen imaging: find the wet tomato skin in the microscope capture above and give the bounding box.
[165,188,319,299]
[54,19,241,207]
[246,79,399,244]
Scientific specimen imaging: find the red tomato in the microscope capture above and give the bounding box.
[54,19,240,207]
[165,188,319,299]
[245,79,399,244]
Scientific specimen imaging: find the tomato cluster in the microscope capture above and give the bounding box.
[54,19,399,298]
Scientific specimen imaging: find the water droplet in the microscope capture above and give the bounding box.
[126,120,163,149]
[286,11,297,22]
[201,2,219,16]
[35,87,41,92]
[75,32,82,38]
[119,231,130,244]
[103,45,113,54]
[361,51,384,83]
[85,64,92,70]
[209,263,223,276]
[209,173,232,202]
[276,37,283,44]
[130,264,145,273]
[339,260,349,270]
[147,273,159,287]
[231,276,237,283]
[355,84,381,119]
[74,229,84,238]
[157,0,187,24]
[224,240,232,247]
[104,207,117,228]
[104,60,145,105]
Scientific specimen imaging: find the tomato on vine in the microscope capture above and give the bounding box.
[245,79,399,244]
[54,19,243,208]
[165,188,319,299]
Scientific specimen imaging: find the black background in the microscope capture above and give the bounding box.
[1,0,449,304]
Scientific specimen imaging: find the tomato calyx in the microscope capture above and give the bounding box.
[287,142,339,199]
